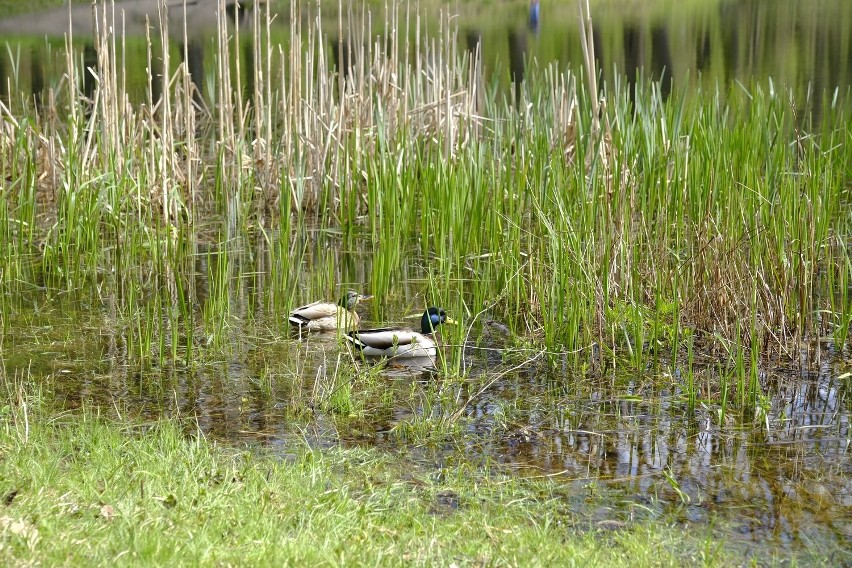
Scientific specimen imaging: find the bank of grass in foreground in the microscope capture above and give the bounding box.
[0,400,807,567]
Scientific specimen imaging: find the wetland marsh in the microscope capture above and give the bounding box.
[0,0,850,565]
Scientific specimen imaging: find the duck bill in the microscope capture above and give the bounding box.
[359,294,374,301]
[444,317,458,325]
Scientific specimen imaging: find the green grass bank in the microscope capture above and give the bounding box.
[0,393,822,566]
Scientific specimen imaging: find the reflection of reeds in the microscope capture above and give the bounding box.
[0,1,849,389]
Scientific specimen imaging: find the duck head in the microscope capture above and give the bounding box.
[340,290,372,310]
[420,307,456,334]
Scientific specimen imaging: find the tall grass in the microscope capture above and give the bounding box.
[0,0,849,387]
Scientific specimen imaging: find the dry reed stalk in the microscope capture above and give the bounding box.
[180,0,198,219]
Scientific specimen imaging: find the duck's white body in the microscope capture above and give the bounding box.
[345,327,437,358]
[346,307,454,359]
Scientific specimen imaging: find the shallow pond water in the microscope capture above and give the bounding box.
[2,237,849,560]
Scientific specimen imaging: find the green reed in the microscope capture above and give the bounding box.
[0,1,848,392]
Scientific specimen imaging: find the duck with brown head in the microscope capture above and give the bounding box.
[288,290,372,332]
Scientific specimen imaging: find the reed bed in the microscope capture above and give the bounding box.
[0,0,849,385]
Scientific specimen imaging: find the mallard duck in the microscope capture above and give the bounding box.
[345,307,455,358]
[288,290,371,332]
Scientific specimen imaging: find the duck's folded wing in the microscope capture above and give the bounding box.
[348,328,423,349]
[290,301,339,321]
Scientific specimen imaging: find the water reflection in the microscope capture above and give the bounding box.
[1,0,850,113]
[450,365,849,548]
[508,29,527,108]
[3,231,848,555]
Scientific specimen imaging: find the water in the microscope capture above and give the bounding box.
[0,0,851,111]
[2,234,849,558]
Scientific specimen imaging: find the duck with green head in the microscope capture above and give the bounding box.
[289,290,371,332]
[345,307,455,358]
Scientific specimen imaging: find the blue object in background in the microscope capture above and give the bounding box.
[529,0,540,34]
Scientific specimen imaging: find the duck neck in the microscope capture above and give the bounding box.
[421,314,439,335]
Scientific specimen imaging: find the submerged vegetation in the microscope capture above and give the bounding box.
[0,0,849,562]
